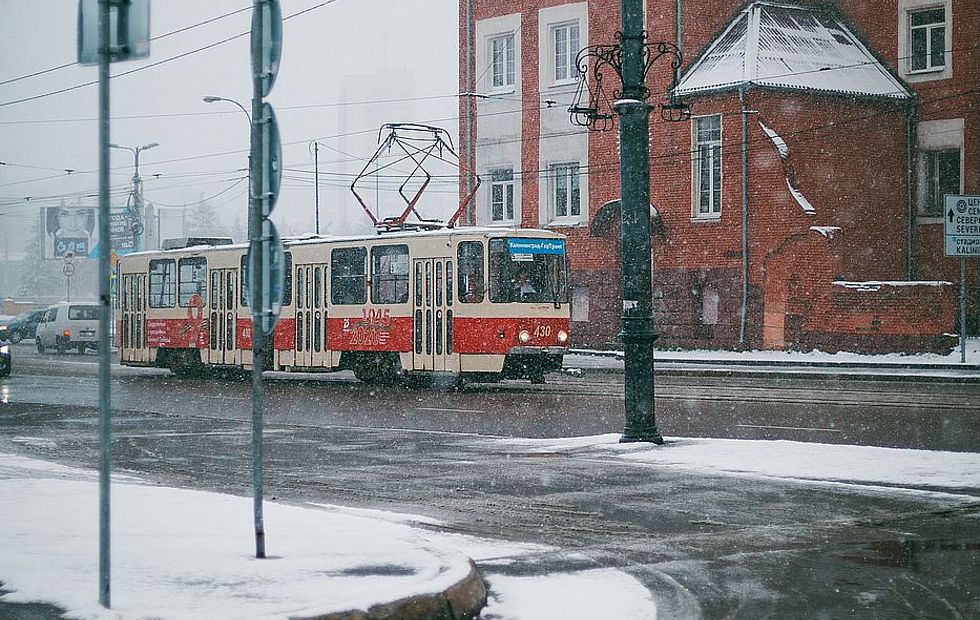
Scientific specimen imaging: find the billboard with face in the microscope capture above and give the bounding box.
[44,207,96,259]
[42,207,137,259]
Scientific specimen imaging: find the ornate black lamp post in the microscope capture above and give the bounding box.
[570,1,689,444]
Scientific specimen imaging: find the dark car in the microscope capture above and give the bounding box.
[0,324,10,378]
[6,308,46,343]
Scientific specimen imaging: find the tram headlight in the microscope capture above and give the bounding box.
[557,330,568,344]
[518,329,531,344]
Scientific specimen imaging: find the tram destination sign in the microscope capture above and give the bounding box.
[944,195,980,257]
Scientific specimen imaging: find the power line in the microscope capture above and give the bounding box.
[0,5,252,87]
[2,82,975,205]
[0,93,462,126]
[0,0,342,109]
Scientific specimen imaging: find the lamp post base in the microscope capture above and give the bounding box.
[620,429,664,444]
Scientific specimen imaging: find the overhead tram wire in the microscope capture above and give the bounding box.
[3,75,975,203]
[0,93,464,127]
[2,41,974,122]
[6,80,972,209]
[4,81,977,204]
[0,0,344,109]
[148,177,247,207]
[0,5,252,88]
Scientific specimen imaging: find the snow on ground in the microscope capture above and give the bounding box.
[2,424,977,619]
[494,434,980,495]
[482,569,658,619]
[0,453,655,620]
[569,336,980,366]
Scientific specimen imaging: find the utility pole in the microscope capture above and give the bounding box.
[314,141,320,234]
[109,141,158,252]
[570,0,690,444]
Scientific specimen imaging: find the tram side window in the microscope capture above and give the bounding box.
[240,255,249,306]
[457,241,484,303]
[371,244,409,304]
[331,247,367,305]
[282,252,292,306]
[178,257,207,306]
[148,259,176,308]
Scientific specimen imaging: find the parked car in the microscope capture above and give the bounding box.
[0,324,10,377]
[6,308,47,343]
[35,301,100,354]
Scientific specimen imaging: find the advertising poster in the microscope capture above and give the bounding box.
[43,206,136,259]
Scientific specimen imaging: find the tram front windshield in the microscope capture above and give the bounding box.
[488,237,568,304]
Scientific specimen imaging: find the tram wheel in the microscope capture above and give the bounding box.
[352,353,400,385]
[169,350,205,378]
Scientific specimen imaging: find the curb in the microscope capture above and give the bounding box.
[562,363,980,383]
[567,350,980,371]
[301,560,487,620]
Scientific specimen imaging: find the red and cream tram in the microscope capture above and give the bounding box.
[116,227,570,384]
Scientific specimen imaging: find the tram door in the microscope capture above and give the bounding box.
[121,273,148,363]
[207,268,238,365]
[294,263,328,368]
[412,257,456,372]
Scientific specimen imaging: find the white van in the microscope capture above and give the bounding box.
[35,301,100,354]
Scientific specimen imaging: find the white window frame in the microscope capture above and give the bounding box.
[916,118,964,221]
[908,6,946,73]
[692,115,722,219]
[551,21,580,85]
[550,162,581,224]
[488,168,516,224]
[898,0,952,82]
[919,149,961,217]
[489,33,516,92]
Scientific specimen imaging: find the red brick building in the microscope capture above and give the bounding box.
[458,0,978,351]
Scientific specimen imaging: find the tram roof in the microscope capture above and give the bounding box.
[125,226,565,258]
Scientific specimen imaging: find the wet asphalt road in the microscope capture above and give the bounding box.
[4,342,980,451]
[0,348,978,618]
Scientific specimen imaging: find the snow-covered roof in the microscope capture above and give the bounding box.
[674,1,911,99]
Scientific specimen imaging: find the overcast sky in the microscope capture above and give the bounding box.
[0,0,459,255]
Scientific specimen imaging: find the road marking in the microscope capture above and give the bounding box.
[417,407,485,414]
[735,424,842,433]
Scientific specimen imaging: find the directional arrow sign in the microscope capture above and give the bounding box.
[245,221,285,335]
[250,0,282,97]
[943,195,980,257]
[251,102,282,218]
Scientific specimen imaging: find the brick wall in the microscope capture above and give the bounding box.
[764,228,955,353]
[460,0,972,350]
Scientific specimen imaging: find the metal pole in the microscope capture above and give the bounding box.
[250,0,266,560]
[97,0,112,608]
[961,257,966,363]
[133,149,142,252]
[617,0,662,444]
[314,141,320,234]
[464,0,474,225]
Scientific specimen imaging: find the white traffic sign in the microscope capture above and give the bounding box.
[944,195,980,257]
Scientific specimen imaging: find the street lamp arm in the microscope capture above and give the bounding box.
[203,95,252,124]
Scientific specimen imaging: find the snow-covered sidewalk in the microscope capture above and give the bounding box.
[1,435,977,619]
[568,337,980,368]
[0,453,659,620]
[492,435,980,495]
